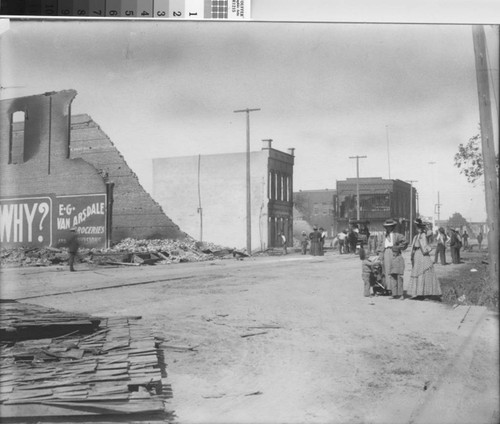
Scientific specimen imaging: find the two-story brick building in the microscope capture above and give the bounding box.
[335,177,417,235]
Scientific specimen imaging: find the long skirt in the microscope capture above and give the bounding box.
[382,248,393,289]
[310,240,321,256]
[408,249,441,297]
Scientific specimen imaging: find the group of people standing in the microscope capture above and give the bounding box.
[336,228,360,254]
[301,226,327,256]
[434,226,481,265]
[361,218,442,301]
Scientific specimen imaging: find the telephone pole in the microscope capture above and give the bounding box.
[234,108,261,254]
[428,161,437,230]
[472,26,499,285]
[349,155,367,220]
[405,180,417,242]
[385,125,391,179]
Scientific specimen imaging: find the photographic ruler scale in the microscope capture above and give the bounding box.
[0,0,250,19]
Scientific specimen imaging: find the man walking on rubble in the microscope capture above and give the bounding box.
[68,227,80,272]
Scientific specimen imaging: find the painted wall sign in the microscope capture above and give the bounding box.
[0,196,53,246]
[1,193,107,248]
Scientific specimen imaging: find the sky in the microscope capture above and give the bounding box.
[0,14,498,223]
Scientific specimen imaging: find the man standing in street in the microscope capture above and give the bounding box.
[337,230,347,254]
[68,227,80,272]
[280,232,287,255]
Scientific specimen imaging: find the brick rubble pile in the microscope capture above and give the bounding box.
[0,238,235,268]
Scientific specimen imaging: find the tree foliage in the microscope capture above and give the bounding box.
[447,212,468,229]
[454,132,499,183]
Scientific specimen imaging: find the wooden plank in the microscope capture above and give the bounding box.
[96,362,129,370]
[8,388,54,400]
[0,398,165,417]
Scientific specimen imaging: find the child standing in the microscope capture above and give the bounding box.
[389,245,405,299]
[359,247,374,297]
[301,231,309,255]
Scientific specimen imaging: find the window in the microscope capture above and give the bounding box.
[9,111,26,164]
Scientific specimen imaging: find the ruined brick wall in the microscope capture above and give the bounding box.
[0,91,105,198]
[70,114,184,242]
[0,91,108,248]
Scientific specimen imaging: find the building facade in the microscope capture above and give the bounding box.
[153,140,294,251]
[293,189,337,238]
[335,177,417,235]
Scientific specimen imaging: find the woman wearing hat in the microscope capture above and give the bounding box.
[407,219,442,299]
[376,218,408,293]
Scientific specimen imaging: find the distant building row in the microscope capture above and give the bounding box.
[295,178,418,239]
[1,90,422,251]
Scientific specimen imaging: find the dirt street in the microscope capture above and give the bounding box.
[1,251,498,424]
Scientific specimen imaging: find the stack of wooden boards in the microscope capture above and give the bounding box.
[0,301,172,422]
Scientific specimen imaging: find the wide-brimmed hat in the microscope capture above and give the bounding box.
[313,226,318,230]
[382,218,398,227]
[414,218,426,228]
[455,227,460,232]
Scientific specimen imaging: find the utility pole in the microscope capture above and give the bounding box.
[349,155,367,220]
[234,108,261,254]
[197,154,203,243]
[436,191,441,222]
[385,125,391,179]
[406,180,417,242]
[472,25,499,285]
[428,161,437,229]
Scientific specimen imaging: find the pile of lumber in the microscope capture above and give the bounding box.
[0,302,101,342]
[0,302,172,422]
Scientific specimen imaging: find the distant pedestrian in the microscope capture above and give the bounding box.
[300,231,309,255]
[319,227,326,256]
[309,226,322,256]
[408,219,441,299]
[434,227,448,265]
[477,231,483,251]
[67,227,80,272]
[337,230,347,254]
[348,229,358,254]
[462,230,469,250]
[449,228,461,264]
[280,232,287,255]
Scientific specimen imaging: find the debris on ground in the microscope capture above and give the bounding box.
[0,300,173,422]
[0,238,240,268]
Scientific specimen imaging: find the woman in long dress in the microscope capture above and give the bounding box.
[309,226,322,256]
[408,219,442,299]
